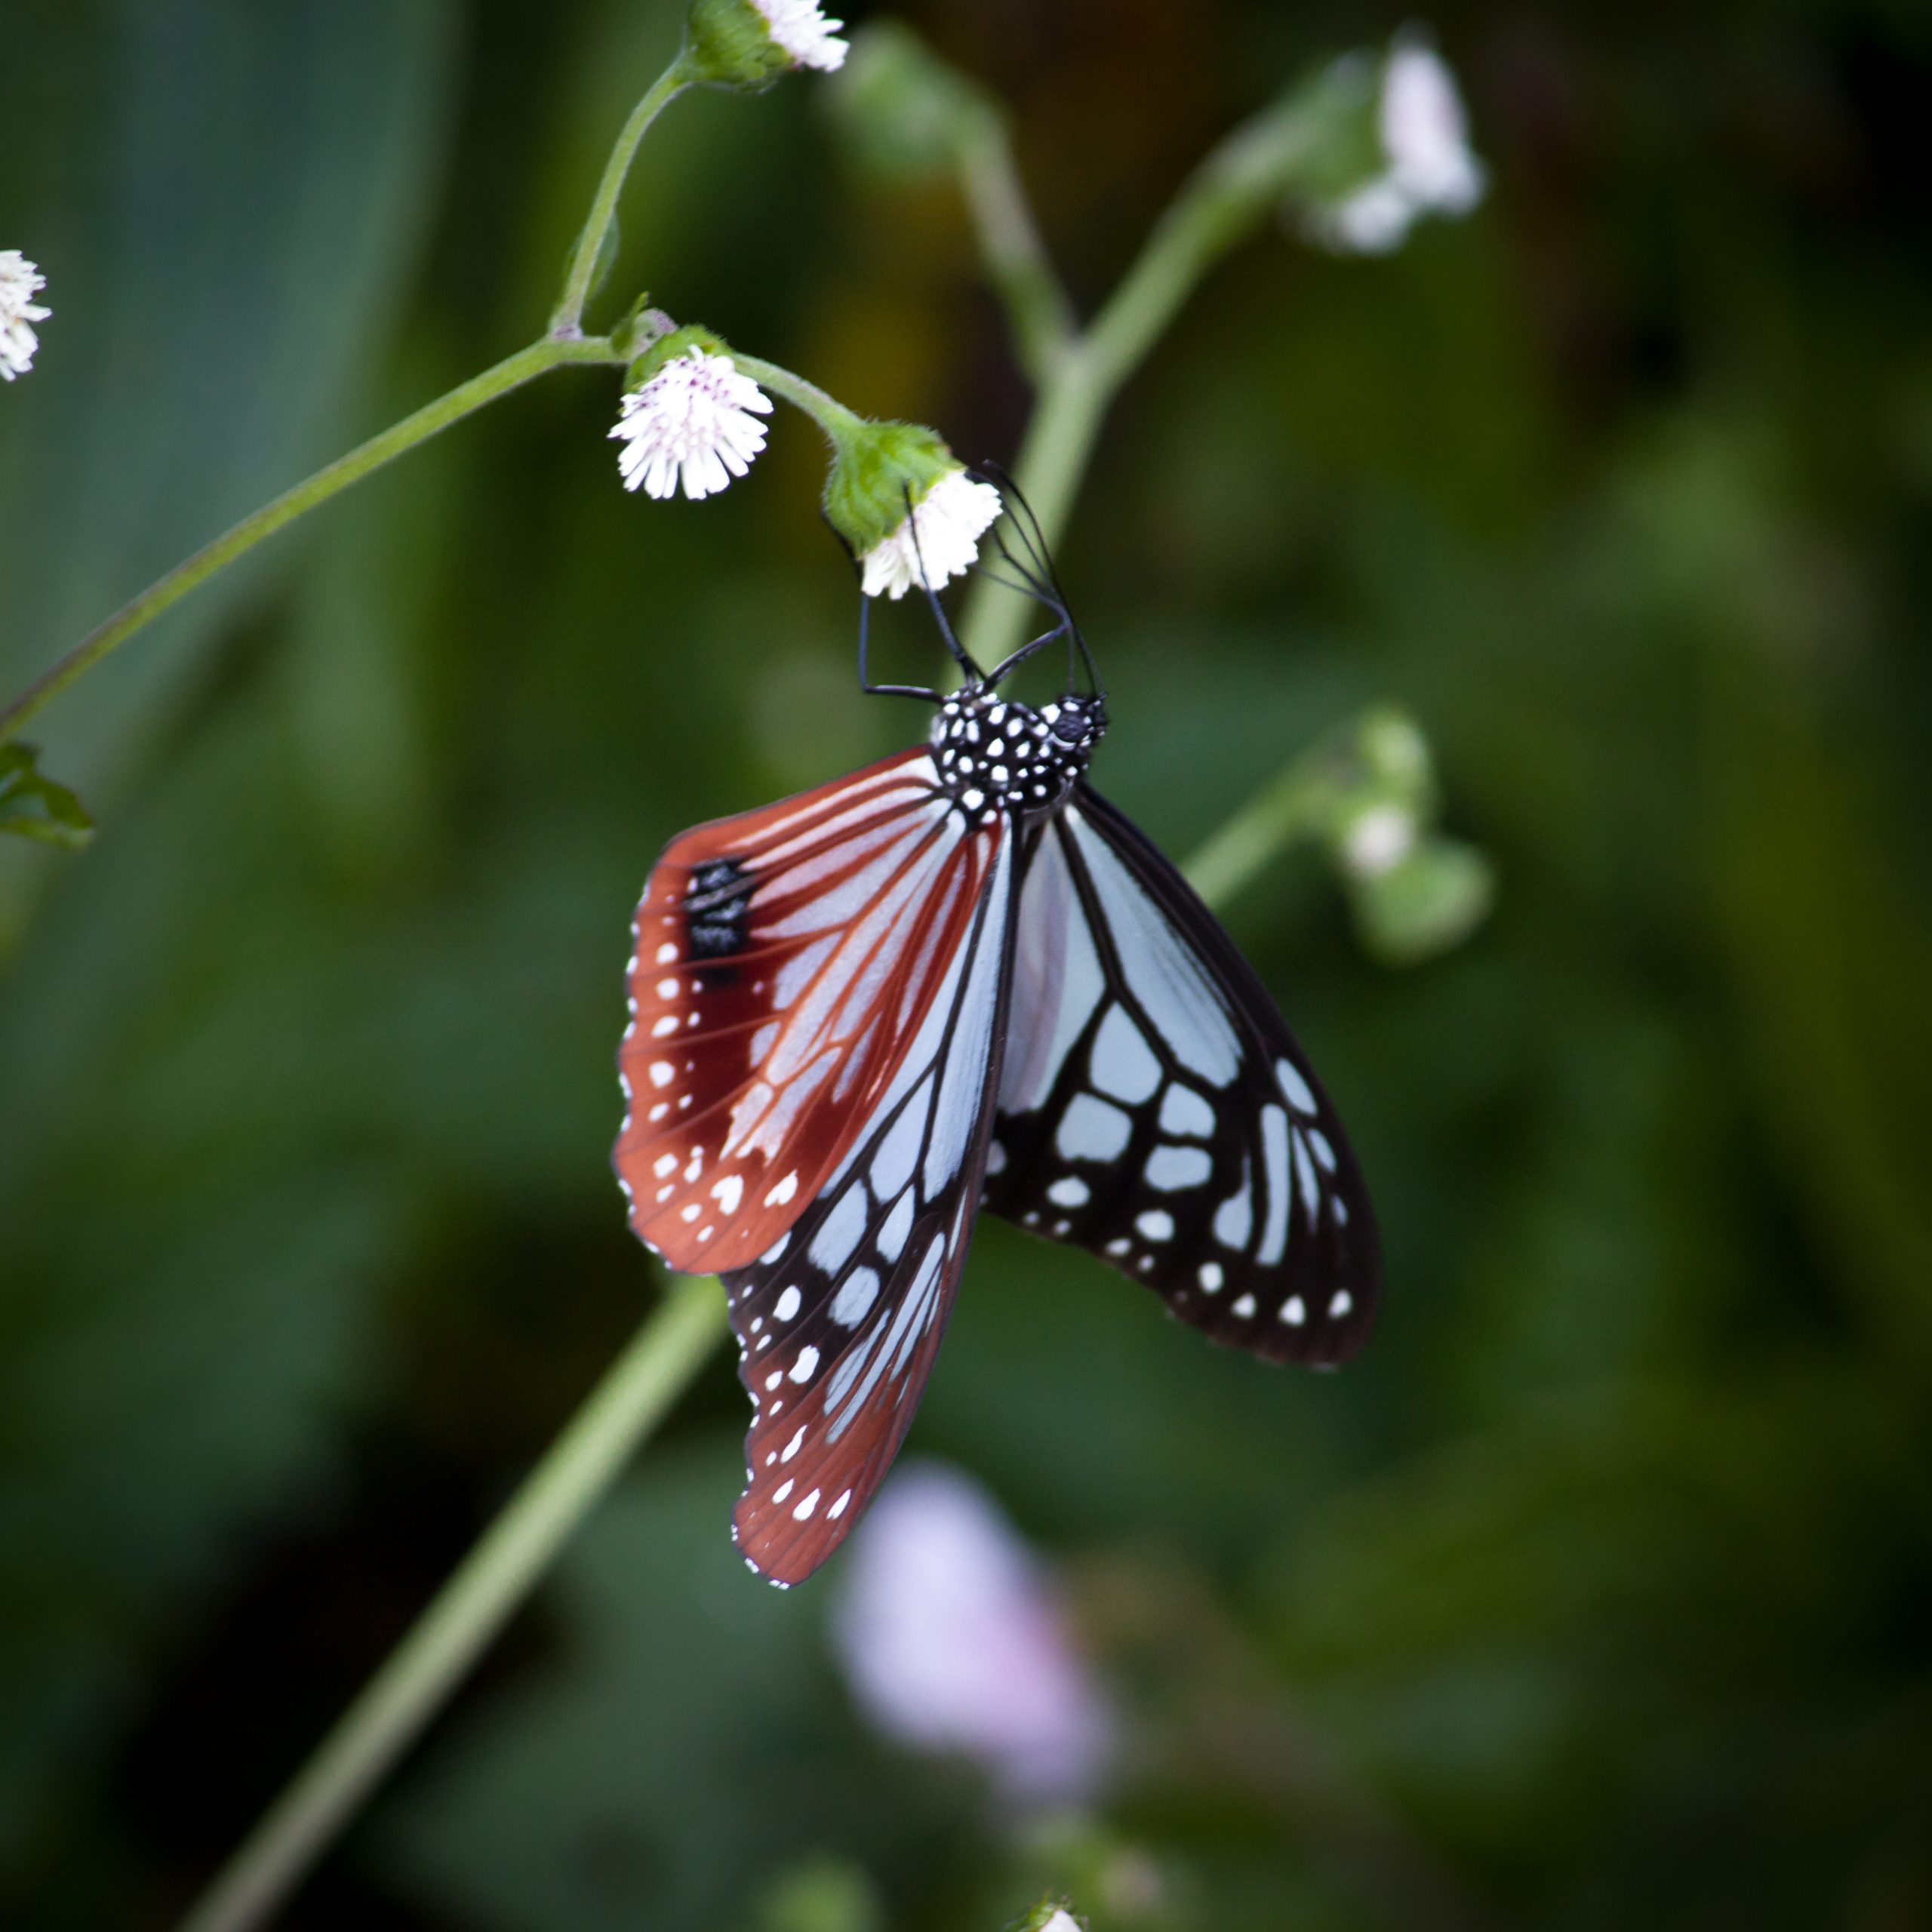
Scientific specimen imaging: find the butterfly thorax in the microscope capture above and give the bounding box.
[930,688,1106,825]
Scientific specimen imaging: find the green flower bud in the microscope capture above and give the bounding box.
[681,0,847,93]
[623,321,730,393]
[1346,836,1495,965]
[821,420,956,557]
[823,423,1004,598]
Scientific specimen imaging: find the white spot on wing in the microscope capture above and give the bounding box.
[1089,1006,1161,1103]
[1055,1091,1133,1161]
[877,1190,915,1261]
[1159,1085,1216,1137]
[1258,1106,1292,1265]
[1145,1144,1212,1191]
[809,1184,869,1273]
[1275,1057,1317,1115]
[1047,1176,1091,1208]
[830,1266,880,1326]
[1214,1164,1253,1250]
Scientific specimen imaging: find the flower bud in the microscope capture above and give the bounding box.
[682,0,846,91]
[1298,32,1486,254]
[822,422,1002,597]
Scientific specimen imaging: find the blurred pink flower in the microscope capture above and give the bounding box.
[830,1462,1114,1810]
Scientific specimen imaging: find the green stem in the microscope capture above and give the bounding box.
[954,119,1078,383]
[731,352,866,442]
[175,1275,730,1932]
[551,62,693,336]
[959,86,1340,669]
[0,337,623,749]
[1183,762,1333,909]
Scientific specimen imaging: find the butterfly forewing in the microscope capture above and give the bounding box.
[985,784,1379,1365]
[615,749,998,1275]
[723,822,1017,1586]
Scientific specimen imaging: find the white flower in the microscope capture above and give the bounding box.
[1315,35,1484,255]
[1343,802,1417,877]
[610,347,773,500]
[831,1462,1115,1810]
[1,251,51,382]
[751,0,848,72]
[860,468,1003,600]
[1038,1915,1084,1932]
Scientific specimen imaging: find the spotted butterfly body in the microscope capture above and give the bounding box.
[615,677,1378,1587]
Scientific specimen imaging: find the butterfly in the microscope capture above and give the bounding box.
[613,489,1380,1586]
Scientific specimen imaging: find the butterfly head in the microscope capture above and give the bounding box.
[931,687,1108,824]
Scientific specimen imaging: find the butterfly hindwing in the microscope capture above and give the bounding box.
[985,783,1379,1365]
[722,817,1016,1586]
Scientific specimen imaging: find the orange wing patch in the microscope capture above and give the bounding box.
[614,749,995,1275]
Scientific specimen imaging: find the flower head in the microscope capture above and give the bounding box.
[1313,35,1484,255]
[610,346,772,500]
[1,251,51,382]
[751,0,848,72]
[860,466,1002,600]
[831,1461,1115,1811]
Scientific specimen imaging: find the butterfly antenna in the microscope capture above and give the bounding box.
[971,464,1103,703]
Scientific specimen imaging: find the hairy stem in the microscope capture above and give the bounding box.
[0,336,625,750]
[955,118,1078,383]
[552,60,692,335]
[959,86,1337,668]
[731,351,866,442]
[175,1275,730,1932]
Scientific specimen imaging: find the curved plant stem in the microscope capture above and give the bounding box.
[0,337,624,749]
[176,1275,729,1932]
[958,82,1344,669]
[552,60,692,336]
[955,117,1078,383]
[731,351,866,442]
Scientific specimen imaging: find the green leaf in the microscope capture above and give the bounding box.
[0,743,94,848]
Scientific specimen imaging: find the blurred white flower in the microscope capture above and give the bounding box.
[831,1461,1114,1810]
[752,0,848,73]
[860,468,1002,599]
[1343,802,1417,877]
[1317,35,1484,255]
[1038,1915,1084,1932]
[1,251,51,381]
[611,347,772,500]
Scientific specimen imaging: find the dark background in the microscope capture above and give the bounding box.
[3,1,1930,1927]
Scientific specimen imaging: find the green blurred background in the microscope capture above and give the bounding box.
[4,1,1931,1927]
